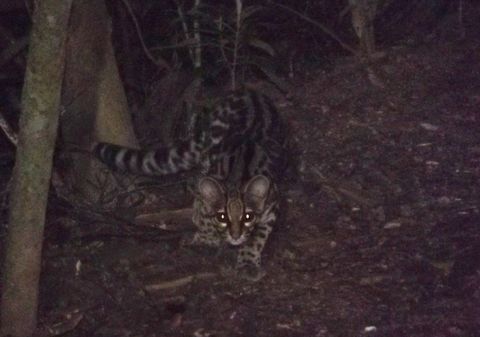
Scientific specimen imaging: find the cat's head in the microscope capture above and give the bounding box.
[197,175,271,246]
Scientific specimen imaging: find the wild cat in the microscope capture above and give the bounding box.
[94,90,288,279]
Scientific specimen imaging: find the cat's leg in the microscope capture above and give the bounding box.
[188,200,222,247]
[182,206,223,262]
[236,219,274,281]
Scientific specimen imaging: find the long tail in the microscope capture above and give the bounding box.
[94,140,203,176]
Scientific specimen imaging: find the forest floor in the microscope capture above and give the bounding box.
[3,37,480,337]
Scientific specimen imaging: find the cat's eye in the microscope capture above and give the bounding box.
[243,212,255,226]
[216,212,228,224]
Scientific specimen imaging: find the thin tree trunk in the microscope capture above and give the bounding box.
[0,1,72,336]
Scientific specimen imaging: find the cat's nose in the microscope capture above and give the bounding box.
[228,232,245,246]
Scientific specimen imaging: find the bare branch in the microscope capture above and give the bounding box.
[174,0,194,63]
[120,0,171,70]
[0,109,18,145]
[0,36,28,68]
[272,2,359,57]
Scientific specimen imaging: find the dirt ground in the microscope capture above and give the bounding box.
[4,37,480,337]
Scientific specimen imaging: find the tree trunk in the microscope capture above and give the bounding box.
[0,1,72,336]
[61,0,139,202]
[351,0,377,58]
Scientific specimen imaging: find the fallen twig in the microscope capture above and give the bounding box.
[145,272,217,291]
[311,166,378,207]
[135,208,194,228]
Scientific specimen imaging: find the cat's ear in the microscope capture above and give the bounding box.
[243,175,270,210]
[198,176,225,207]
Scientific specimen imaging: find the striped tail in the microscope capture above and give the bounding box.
[94,140,203,176]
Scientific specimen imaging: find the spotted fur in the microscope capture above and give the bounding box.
[94,90,287,279]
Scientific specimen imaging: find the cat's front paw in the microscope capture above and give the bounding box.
[236,263,266,282]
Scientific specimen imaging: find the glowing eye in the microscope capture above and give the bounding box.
[243,212,255,226]
[216,212,228,224]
